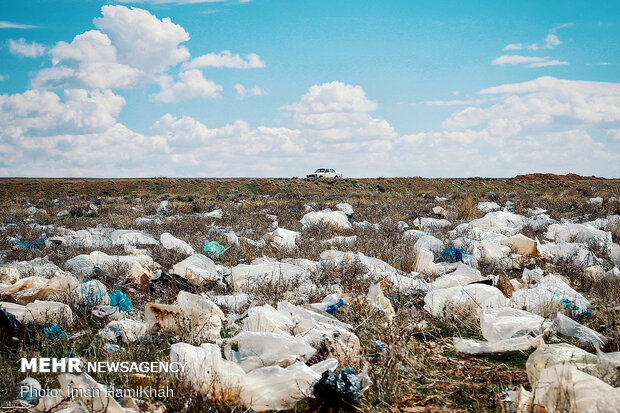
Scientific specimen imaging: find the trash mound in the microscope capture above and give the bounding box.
[509,173,604,182]
[2,190,620,412]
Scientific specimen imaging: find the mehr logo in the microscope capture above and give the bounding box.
[20,358,81,373]
[20,357,187,374]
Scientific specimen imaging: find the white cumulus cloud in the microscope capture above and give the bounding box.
[234,84,268,98]
[94,5,190,74]
[1,77,618,178]
[153,70,223,102]
[8,38,46,57]
[0,89,125,138]
[184,51,265,69]
[283,81,396,142]
[503,43,522,51]
[492,54,568,68]
[33,30,144,90]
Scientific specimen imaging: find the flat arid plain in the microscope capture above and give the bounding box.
[1,175,619,412]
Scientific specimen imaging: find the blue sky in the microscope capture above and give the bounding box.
[1,0,619,177]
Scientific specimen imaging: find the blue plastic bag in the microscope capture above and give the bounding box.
[440,248,464,263]
[79,280,108,306]
[109,290,132,312]
[43,322,67,341]
[203,241,229,257]
[326,299,344,315]
[15,238,47,248]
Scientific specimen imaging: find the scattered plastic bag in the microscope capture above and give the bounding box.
[43,322,68,341]
[104,343,121,353]
[300,210,351,230]
[441,248,464,263]
[531,363,620,413]
[314,367,362,406]
[203,241,229,257]
[15,238,48,248]
[525,343,599,385]
[454,334,543,354]
[75,280,110,306]
[170,342,244,399]
[230,262,310,291]
[145,302,221,342]
[225,331,316,372]
[14,378,41,404]
[240,359,338,411]
[479,307,544,342]
[550,312,607,347]
[99,319,148,344]
[508,274,590,317]
[176,290,225,320]
[326,299,345,315]
[499,234,540,256]
[1,275,79,305]
[108,290,132,312]
[1,300,73,326]
[161,232,195,255]
[366,283,395,321]
[424,284,508,317]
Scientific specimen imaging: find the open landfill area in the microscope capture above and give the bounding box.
[0,176,619,412]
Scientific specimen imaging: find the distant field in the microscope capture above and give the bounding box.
[1,177,619,200]
[1,176,619,411]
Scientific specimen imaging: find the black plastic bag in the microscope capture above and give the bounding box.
[314,367,361,407]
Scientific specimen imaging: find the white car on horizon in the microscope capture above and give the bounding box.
[306,168,343,179]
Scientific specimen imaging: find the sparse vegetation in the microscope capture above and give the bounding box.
[0,177,619,412]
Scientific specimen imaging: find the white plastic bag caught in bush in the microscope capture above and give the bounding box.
[226,331,316,372]
[454,334,543,354]
[176,290,226,321]
[239,358,338,411]
[550,312,607,347]
[480,307,544,342]
[74,280,110,306]
[300,210,351,230]
[509,274,590,316]
[171,342,245,399]
[525,343,599,385]
[366,283,395,321]
[531,363,620,413]
[145,302,221,342]
[1,300,73,326]
[172,254,218,284]
[424,284,508,317]
[160,232,195,255]
[99,319,148,344]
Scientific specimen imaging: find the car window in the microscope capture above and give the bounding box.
[315,169,321,173]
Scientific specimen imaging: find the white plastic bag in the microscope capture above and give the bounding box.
[367,283,395,321]
[424,284,508,317]
[99,319,148,344]
[532,363,620,413]
[160,232,195,255]
[172,254,218,283]
[454,334,543,354]
[480,307,544,342]
[509,274,590,316]
[171,342,245,398]
[550,312,607,347]
[239,359,338,411]
[226,331,316,372]
[525,343,598,385]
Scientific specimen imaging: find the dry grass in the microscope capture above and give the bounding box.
[1,178,619,412]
